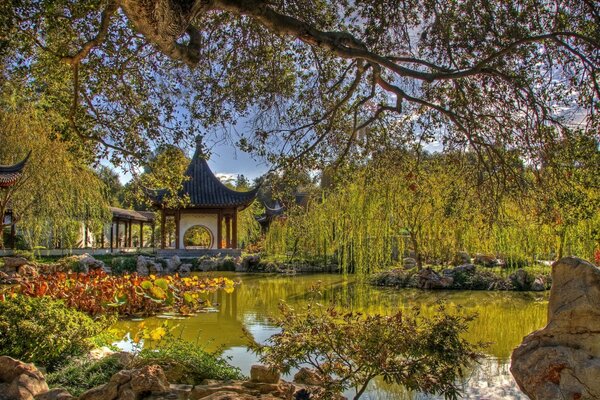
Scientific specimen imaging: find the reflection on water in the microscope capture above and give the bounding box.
[114,273,548,399]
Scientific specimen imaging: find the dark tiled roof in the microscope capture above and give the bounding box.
[181,146,258,208]
[0,152,30,188]
[110,207,155,222]
[149,138,258,209]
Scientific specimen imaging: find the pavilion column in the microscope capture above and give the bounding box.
[115,221,120,249]
[232,209,238,249]
[110,221,114,252]
[151,223,155,249]
[160,210,166,249]
[225,215,231,249]
[217,211,223,249]
[139,221,144,248]
[175,210,181,250]
[128,220,132,248]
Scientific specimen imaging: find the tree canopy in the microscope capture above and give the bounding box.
[1,0,598,175]
[0,102,110,249]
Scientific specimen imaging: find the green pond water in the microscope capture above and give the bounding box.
[114,273,549,399]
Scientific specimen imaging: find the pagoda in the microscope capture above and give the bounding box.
[0,152,30,188]
[0,152,30,248]
[153,136,258,252]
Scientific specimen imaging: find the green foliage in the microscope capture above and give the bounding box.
[0,296,113,370]
[110,257,137,275]
[251,296,482,400]
[265,149,600,275]
[47,355,124,396]
[134,337,244,384]
[0,105,110,249]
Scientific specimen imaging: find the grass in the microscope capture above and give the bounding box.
[47,355,124,396]
[133,337,245,385]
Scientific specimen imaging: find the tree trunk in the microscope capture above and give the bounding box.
[409,230,422,270]
[556,228,566,260]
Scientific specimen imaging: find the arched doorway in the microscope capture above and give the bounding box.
[183,225,214,249]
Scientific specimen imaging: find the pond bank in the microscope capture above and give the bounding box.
[371,263,552,291]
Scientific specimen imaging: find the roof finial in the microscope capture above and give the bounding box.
[195,134,203,147]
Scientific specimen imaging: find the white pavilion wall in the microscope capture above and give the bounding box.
[179,213,219,249]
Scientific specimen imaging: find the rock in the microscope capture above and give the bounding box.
[264,262,280,273]
[79,254,108,273]
[511,257,600,399]
[530,276,546,292]
[402,257,417,269]
[129,365,169,393]
[34,388,74,400]
[197,258,219,272]
[0,356,49,400]
[136,256,150,276]
[451,252,471,266]
[293,368,323,386]
[17,264,38,278]
[474,254,498,268]
[178,264,191,276]
[417,268,453,289]
[165,256,182,273]
[148,262,163,274]
[250,365,280,384]
[79,365,169,400]
[241,255,261,272]
[509,269,532,290]
[3,257,29,270]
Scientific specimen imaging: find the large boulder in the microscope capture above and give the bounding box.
[78,365,169,400]
[136,256,150,276]
[249,365,280,384]
[0,356,49,400]
[511,257,600,399]
[474,253,498,267]
[2,257,29,271]
[417,268,453,289]
[165,256,182,273]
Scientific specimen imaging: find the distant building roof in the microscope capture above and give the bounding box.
[110,207,155,222]
[152,136,258,210]
[0,152,30,188]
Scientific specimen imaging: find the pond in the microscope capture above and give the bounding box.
[114,273,548,399]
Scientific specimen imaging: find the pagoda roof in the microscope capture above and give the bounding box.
[110,207,155,222]
[153,137,258,210]
[0,152,30,188]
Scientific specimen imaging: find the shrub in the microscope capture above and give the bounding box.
[111,257,137,275]
[47,355,124,396]
[133,338,244,384]
[251,296,482,400]
[0,296,113,369]
[14,270,236,316]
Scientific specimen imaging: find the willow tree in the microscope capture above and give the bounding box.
[0,105,110,249]
[1,1,597,179]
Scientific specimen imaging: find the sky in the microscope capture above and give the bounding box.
[115,139,270,186]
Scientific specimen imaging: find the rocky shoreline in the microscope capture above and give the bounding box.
[0,354,329,400]
[371,263,551,291]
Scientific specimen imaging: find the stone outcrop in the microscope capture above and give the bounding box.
[2,257,29,270]
[0,356,49,400]
[78,365,170,400]
[511,257,600,400]
[417,268,453,289]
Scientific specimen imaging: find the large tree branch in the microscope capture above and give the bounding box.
[61,1,118,66]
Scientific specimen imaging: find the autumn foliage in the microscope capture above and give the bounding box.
[3,270,235,316]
